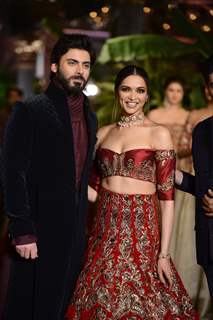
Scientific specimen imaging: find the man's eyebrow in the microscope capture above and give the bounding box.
[66,58,91,64]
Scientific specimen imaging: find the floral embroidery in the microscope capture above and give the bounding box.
[66,190,197,319]
[155,150,176,163]
[98,153,156,183]
[95,149,176,200]
[157,172,174,192]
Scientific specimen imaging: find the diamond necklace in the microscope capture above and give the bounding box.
[117,112,145,128]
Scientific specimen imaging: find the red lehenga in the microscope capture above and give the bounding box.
[66,148,198,320]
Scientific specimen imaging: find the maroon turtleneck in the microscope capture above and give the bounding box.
[67,94,88,188]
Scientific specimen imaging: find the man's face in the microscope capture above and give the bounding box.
[51,48,91,94]
[207,73,213,101]
[8,90,22,106]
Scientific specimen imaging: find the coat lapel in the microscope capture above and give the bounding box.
[45,81,76,188]
[207,116,213,261]
[209,116,213,187]
[44,82,97,193]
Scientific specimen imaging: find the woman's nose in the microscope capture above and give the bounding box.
[128,90,136,100]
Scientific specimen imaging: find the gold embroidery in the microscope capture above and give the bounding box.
[98,153,156,183]
[157,171,174,192]
[67,190,196,319]
[155,150,176,162]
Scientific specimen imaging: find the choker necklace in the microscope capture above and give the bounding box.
[117,112,145,128]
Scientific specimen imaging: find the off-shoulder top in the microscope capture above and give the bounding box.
[90,148,176,200]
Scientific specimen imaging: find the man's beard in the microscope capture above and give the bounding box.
[56,71,87,96]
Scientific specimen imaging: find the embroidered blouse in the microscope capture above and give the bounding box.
[89,148,176,200]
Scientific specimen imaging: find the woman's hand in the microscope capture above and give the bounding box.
[157,257,173,290]
[88,185,98,202]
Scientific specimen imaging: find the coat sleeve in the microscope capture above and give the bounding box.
[3,102,36,239]
[175,171,195,195]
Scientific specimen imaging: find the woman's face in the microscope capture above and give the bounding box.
[164,82,184,105]
[118,75,148,115]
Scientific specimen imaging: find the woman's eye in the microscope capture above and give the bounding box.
[137,88,146,94]
[120,87,129,92]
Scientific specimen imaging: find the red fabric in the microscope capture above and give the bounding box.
[155,150,176,200]
[90,148,175,200]
[88,157,101,193]
[67,95,88,188]
[66,188,198,319]
[53,78,88,188]
[11,234,37,246]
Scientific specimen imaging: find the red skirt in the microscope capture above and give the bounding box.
[66,188,198,319]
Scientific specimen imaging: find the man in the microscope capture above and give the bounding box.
[175,54,213,297]
[0,87,23,320]
[2,34,97,319]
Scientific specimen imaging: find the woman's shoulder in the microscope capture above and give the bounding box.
[150,124,173,149]
[144,117,167,131]
[96,123,116,146]
[188,107,212,127]
[147,106,164,122]
[150,122,170,136]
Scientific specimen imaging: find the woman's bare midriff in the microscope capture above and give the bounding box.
[102,176,156,195]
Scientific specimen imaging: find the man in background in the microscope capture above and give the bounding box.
[175,55,213,298]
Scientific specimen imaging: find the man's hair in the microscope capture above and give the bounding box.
[203,54,213,84]
[50,33,96,67]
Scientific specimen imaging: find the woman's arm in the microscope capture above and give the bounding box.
[153,126,175,288]
[88,185,98,203]
[158,200,174,289]
[159,200,174,256]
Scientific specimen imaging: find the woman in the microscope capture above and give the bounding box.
[148,78,211,318]
[148,78,191,170]
[66,66,198,319]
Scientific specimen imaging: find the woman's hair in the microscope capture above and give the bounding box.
[163,76,185,91]
[112,65,150,121]
[114,65,150,96]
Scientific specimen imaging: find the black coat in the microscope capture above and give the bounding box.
[2,82,97,320]
[177,116,213,268]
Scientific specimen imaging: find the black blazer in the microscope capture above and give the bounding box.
[2,81,98,320]
[177,116,213,267]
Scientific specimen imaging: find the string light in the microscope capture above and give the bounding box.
[143,6,151,14]
[189,13,197,21]
[89,11,97,19]
[201,25,211,32]
[168,3,176,9]
[162,23,171,30]
[101,6,110,14]
[15,40,43,54]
